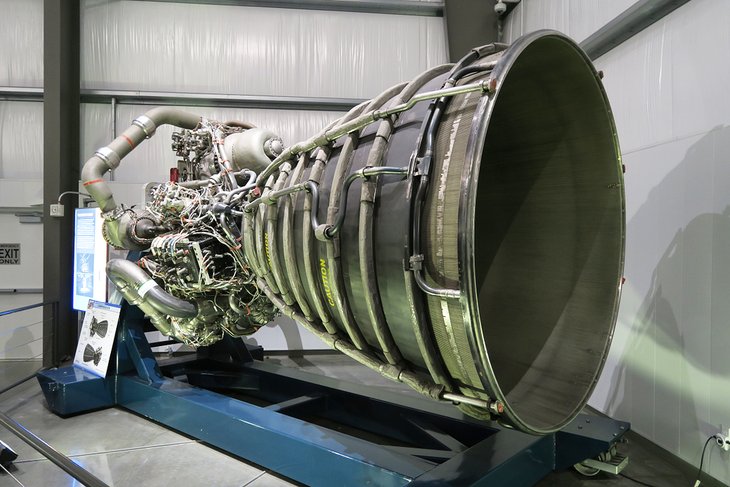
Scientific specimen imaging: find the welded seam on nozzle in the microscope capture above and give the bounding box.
[407,63,494,299]
[388,64,461,393]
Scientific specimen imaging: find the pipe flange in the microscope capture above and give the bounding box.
[264,137,284,159]
[102,206,126,222]
[94,146,121,170]
[133,115,156,138]
[101,221,125,249]
[314,224,332,241]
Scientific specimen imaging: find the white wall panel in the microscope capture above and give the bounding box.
[0,102,43,179]
[504,0,639,43]
[566,0,640,42]
[80,103,113,174]
[509,0,730,484]
[669,2,730,140]
[507,0,730,483]
[0,209,44,360]
[0,293,43,361]
[0,0,43,87]
[81,103,344,183]
[81,1,447,99]
[595,21,673,154]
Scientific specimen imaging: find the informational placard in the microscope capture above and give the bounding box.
[72,208,108,311]
[0,243,20,264]
[73,300,121,377]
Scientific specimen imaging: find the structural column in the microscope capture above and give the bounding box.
[444,0,499,62]
[43,0,80,366]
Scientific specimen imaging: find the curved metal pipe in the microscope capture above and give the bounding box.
[106,259,197,319]
[81,107,202,249]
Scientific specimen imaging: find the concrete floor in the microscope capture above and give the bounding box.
[0,354,725,487]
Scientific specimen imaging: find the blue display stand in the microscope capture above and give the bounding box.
[38,305,629,486]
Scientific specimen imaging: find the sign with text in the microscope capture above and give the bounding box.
[73,300,121,377]
[72,208,108,311]
[0,244,20,265]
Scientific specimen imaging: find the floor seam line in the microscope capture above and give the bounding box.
[12,440,196,463]
[241,470,267,486]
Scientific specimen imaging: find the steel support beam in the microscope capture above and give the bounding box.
[81,89,363,111]
[581,0,691,60]
[0,87,361,112]
[444,0,499,62]
[131,0,443,17]
[43,0,80,367]
[0,87,44,102]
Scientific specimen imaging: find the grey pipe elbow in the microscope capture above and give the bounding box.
[106,259,198,319]
[81,156,117,213]
[145,107,201,130]
[145,286,197,318]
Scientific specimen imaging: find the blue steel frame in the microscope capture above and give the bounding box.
[37,305,630,486]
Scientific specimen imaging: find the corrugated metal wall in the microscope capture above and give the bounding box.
[81,1,446,98]
[502,0,639,44]
[0,0,448,352]
[507,1,730,484]
[0,0,44,357]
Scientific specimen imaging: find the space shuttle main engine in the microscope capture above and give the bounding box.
[81,31,625,435]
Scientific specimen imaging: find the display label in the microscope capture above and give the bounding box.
[72,208,108,311]
[0,244,20,264]
[73,300,121,377]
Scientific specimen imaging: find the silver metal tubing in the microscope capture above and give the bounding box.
[323,166,408,239]
[357,98,408,366]
[242,210,264,278]
[441,392,502,413]
[369,63,457,381]
[0,302,52,316]
[322,111,371,353]
[282,152,316,321]
[301,150,337,334]
[57,191,89,204]
[255,176,281,295]
[412,262,461,298]
[0,289,43,295]
[106,259,197,319]
[255,80,492,188]
[266,163,296,306]
[0,410,110,487]
[256,277,446,402]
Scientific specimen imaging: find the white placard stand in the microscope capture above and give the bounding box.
[73,300,121,377]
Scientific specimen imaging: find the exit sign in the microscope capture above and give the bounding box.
[0,244,20,265]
